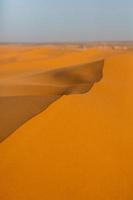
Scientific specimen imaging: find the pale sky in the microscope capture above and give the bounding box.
[0,0,133,42]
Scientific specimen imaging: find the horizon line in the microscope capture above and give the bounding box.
[0,40,133,45]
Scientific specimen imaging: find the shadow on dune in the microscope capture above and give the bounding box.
[0,60,104,142]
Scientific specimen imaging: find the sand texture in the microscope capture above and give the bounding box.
[0,59,104,142]
[0,44,133,200]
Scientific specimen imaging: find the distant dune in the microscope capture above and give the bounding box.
[0,59,104,142]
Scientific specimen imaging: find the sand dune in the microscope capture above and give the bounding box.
[0,60,104,142]
[0,44,132,200]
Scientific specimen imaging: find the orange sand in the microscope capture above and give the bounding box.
[0,44,133,199]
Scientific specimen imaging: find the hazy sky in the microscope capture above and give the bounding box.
[0,0,133,42]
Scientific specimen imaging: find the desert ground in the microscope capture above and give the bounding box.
[0,43,133,199]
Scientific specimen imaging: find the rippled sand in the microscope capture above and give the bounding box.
[0,44,133,200]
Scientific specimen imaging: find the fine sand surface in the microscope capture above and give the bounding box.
[0,44,133,200]
[0,59,104,142]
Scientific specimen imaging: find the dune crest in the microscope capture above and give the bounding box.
[0,60,104,142]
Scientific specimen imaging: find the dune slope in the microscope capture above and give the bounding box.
[0,60,104,142]
[0,45,133,200]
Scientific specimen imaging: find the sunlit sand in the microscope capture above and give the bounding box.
[0,59,104,142]
[0,43,133,199]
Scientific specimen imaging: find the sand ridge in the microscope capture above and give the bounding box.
[0,44,133,200]
[0,57,104,142]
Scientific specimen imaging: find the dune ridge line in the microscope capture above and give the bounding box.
[0,59,104,142]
